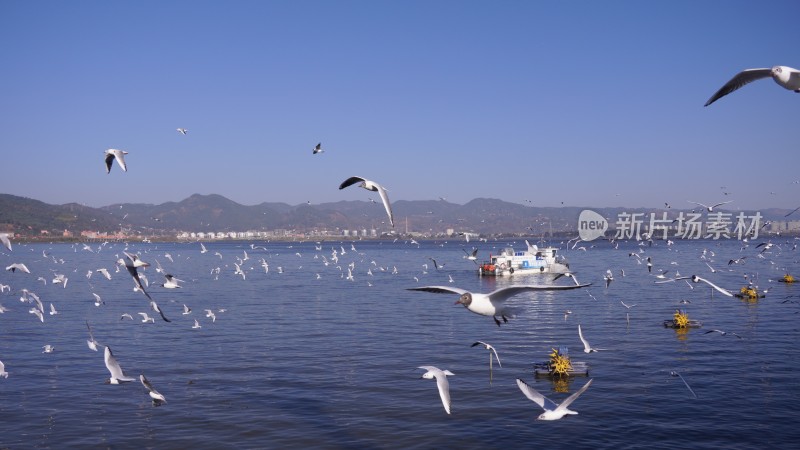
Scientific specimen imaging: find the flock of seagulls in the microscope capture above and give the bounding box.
[5,69,800,424]
[1,219,797,423]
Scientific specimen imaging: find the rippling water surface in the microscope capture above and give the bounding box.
[1,238,799,448]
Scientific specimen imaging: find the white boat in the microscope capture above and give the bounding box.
[478,241,569,276]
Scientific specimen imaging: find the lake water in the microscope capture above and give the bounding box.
[1,238,799,449]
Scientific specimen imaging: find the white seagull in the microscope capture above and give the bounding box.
[687,200,732,212]
[104,149,128,173]
[516,378,594,421]
[0,233,12,251]
[604,269,614,289]
[177,128,188,135]
[578,324,606,353]
[313,142,323,154]
[96,268,112,280]
[161,274,184,289]
[704,329,742,339]
[86,321,100,351]
[140,374,167,405]
[138,312,155,323]
[704,66,800,107]
[29,308,44,322]
[182,304,192,315]
[688,275,733,297]
[6,263,30,274]
[104,346,136,384]
[408,284,590,326]
[339,176,394,227]
[471,341,501,383]
[0,360,7,378]
[418,366,454,415]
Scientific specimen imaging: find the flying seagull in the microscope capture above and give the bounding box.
[687,200,732,212]
[104,149,128,173]
[140,374,166,405]
[418,366,454,415]
[313,142,323,154]
[339,176,394,227]
[704,329,742,339]
[471,341,501,383]
[578,324,606,353]
[516,378,594,420]
[408,284,590,326]
[86,321,100,351]
[5,263,30,274]
[0,233,11,251]
[118,252,154,301]
[657,370,697,398]
[688,275,733,297]
[176,128,188,135]
[161,274,184,289]
[104,346,136,384]
[704,66,800,107]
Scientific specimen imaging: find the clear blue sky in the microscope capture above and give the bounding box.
[1,1,798,211]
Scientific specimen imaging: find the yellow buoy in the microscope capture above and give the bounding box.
[673,310,689,328]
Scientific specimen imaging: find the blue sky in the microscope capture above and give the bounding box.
[1,1,798,211]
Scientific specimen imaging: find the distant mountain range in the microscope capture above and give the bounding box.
[0,193,795,237]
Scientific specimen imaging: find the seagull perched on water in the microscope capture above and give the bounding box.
[338,176,394,227]
[704,66,800,107]
[0,360,7,378]
[104,149,128,173]
[418,366,454,415]
[140,374,166,405]
[516,378,593,421]
[104,346,136,384]
[408,284,590,326]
